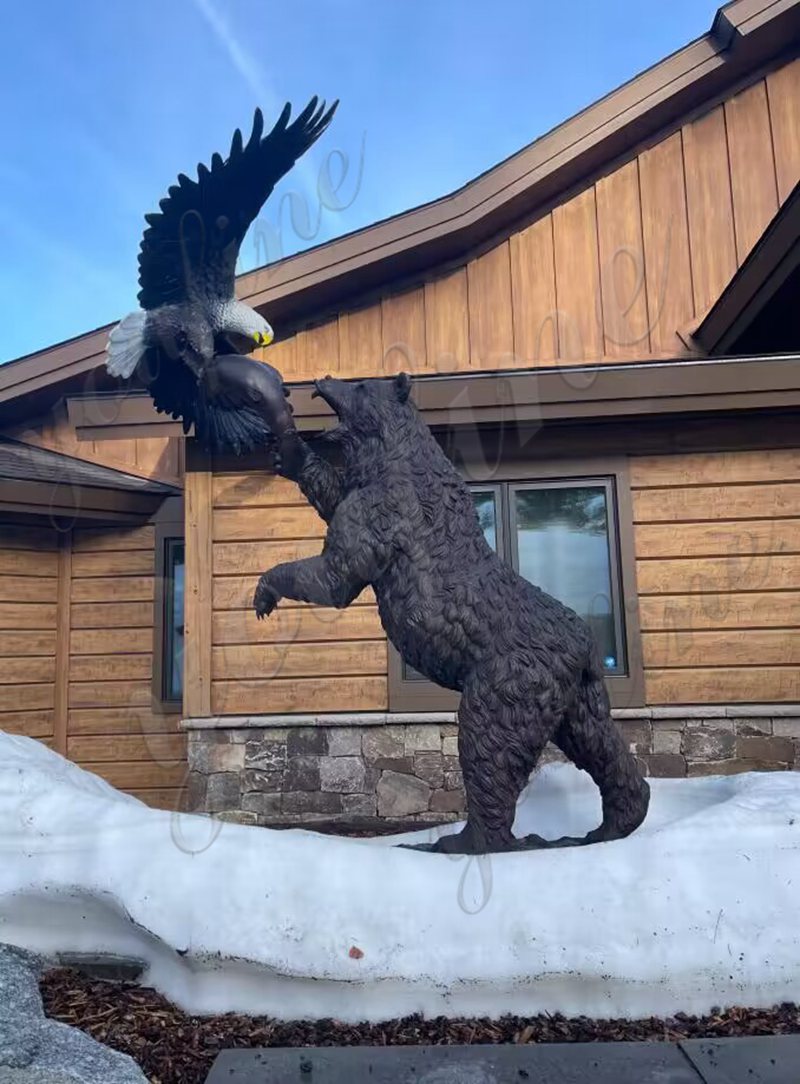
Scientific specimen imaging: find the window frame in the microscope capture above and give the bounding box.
[387,453,644,712]
[152,497,185,714]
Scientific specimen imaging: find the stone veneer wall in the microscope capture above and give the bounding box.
[184,710,800,828]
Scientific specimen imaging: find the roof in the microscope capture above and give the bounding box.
[0,0,798,426]
[0,436,179,523]
[693,179,800,354]
[0,436,177,493]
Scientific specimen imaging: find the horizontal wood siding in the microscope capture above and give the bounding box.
[250,58,799,380]
[9,405,183,485]
[0,526,58,741]
[632,448,800,704]
[208,469,388,717]
[66,523,186,808]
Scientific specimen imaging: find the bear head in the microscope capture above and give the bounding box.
[312,372,413,438]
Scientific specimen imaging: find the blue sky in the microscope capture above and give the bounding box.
[0,0,717,363]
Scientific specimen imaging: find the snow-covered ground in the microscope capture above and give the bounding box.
[1,730,799,1022]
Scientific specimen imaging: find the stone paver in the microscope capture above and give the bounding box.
[208,1036,800,1083]
[208,1041,698,1083]
[681,1035,800,1083]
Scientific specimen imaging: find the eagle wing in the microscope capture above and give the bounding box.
[136,97,338,311]
[143,348,294,456]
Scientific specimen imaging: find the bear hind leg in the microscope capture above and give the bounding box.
[407,683,549,855]
[544,675,650,847]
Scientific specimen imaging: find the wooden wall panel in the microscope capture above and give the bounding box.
[509,215,558,365]
[212,676,386,716]
[639,592,800,632]
[294,319,339,381]
[235,61,798,384]
[724,81,779,264]
[766,57,800,203]
[213,505,326,543]
[213,539,321,577]
[213,640,387,681]
[338,306,383,378]
[682,105,737,317]
[0,525,58,743]
[10,406,182,486]
[630,449,800,487]
[213,606,383,645]
[646,668,799,704]
[638,132,695,355]
[467,243,514,370]
[213,471,305,509]
[184,468,212,718]
[213,576,376,611]
[595,160,651,359]
[424,269,470,372]
[381,289,428,375]
[206,469,389,718]
[64,523,186,810]
[635,519,800,559]
[633,483,800,522]
[643,629,800,668]
[552,188,603,361]
[633,446,800,704]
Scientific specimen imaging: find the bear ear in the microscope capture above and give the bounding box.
[394,372,412,403]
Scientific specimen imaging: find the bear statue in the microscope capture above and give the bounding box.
[253,372,650,855]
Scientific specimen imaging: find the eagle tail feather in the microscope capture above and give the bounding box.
[106,311,147,379]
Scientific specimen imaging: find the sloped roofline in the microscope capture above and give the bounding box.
[693,178,800,354]
[1,0,798,420]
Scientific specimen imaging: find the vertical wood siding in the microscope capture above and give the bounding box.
[251,58,799,379]
[632,448,800,704]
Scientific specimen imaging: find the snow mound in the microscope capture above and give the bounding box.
[1,731,799,1022]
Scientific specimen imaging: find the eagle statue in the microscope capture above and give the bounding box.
[106,97,337,454]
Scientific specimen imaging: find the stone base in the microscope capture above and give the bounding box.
[183,710,800,826]
[186,719,466,827]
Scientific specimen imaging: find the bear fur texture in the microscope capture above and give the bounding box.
[254,373,650,855]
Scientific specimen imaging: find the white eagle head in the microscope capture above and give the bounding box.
[216,300,274,354]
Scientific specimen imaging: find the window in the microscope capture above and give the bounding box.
[152,497,185,712]
[163,539,185,702]
[389,461,642,709]
[509,481,625,674]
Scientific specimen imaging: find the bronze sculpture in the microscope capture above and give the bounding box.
[111,99,650,856]
[105,98,336,454]
[255,374,651,855]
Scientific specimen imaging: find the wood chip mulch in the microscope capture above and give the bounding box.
[40,969,800,1084]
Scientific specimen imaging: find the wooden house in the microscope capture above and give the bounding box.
[1,0,799,828]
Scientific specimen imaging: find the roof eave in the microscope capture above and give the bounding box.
[1,0,798,416]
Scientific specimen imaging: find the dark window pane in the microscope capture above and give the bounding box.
[165,540,185,701]
[513,486,621,672]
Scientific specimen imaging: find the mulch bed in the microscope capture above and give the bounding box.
[41,968,800,1084]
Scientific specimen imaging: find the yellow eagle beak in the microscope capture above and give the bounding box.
[253,330,274,347]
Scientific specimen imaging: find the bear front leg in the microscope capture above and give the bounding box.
[254,554,366,619]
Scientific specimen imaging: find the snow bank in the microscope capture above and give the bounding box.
[1,731,799,1022]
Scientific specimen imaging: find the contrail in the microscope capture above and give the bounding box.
[189,0,319,206]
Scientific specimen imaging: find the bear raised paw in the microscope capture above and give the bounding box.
[253,373,650,855]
